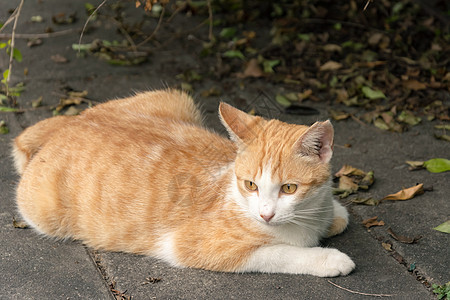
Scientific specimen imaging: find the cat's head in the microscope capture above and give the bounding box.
[219,102,333,225]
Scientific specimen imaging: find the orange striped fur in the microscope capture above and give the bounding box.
[13,89,355,276]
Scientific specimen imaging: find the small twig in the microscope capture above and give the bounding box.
[328,280,394,297]
[350,114,367,127]
[0,28,80,39]
[136,6,166,48]
[6,0,25,96]
[206,0,214,41]
[166,2,187,23]
[78,0,109,52]
[108,17,137,52]
[0,6,19,34]
[363,0,373,11]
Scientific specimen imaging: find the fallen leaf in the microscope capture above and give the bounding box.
[329,109,350,121]
[382,183,424,201]
[362,216,385,228]
[387,227,422,244]
[238,58,263,78]
[275,94,291,107]
[262,59,280,73]
[361,86,386,100]
[368,32,384,46]
[338,176,359,192]
[433,220,450,234]
[180,82,193,93]
[298,89,312,101]
[13,218,29,229]
[52,12,77,25]
[223,50,245,60]
[359,171,375,189]
[423,158,450,173]
[434,124,450,130]
[200,87,221,97]
[27,38,43,47]
[0,106,19,112]
[402,79,427,91]
[381,242,393,251]
[51,54,69,63]
[434,134,450,142]
[405,160,425,171]
[31,15,44,23]
[351,197,380,206]
[0,120,9,134]
[31,96,43,108]
[319,61,342,71]
[335,165,366,177]
[323,44,342,52]
[397,110,421,126]
[64,106,81,116]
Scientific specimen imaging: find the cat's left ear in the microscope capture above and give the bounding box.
[294,120,334,163]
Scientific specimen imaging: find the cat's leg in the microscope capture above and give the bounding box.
[12,116,71,175]
[327,199,349,237]
[238,244,355,277]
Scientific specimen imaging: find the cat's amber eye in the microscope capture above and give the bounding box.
[244,180,258,191]
[281,184,297,194]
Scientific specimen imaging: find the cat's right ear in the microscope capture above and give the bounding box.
[218,102,258,142]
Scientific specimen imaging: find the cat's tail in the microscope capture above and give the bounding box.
[12,116,71,175]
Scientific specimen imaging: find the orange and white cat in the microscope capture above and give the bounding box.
[12,89,355,277]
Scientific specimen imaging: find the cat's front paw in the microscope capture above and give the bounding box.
[313,249,355,277]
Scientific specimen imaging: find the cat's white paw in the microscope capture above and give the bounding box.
[312,248,355,277]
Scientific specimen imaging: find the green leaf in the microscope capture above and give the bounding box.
[433,220,450,234]
[361,86,386,100]
[423,158,450,173]
[0,106,19,112]
[219,27,236,39]
[1,70,8,83]
[398,110,421,126]
[263,59,280,73]
[0,42,7,49]
[12,48,22,62]
[341,41,364,51]
[275,94,291,107]
[297,33,310,41]
[72,43,92,51]
[223,50,245,60]
[0,120,8,134]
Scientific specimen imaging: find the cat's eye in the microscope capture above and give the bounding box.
[281,184,297,194]
[244,180,258,191]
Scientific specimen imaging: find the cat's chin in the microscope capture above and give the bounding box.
[256,219,284,226]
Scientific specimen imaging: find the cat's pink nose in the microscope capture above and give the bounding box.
[260,213,275,222]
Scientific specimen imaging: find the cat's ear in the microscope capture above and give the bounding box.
[294,120,334,163]
[218,102,258,142]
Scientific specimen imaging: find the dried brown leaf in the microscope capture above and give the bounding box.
[402,80,427,91]
[387,227,422,244]
[238,58,263,78]
[381,242,393,251]
[382,183,424,201]
[335,165,366,177]
[351,197,380,206]
[362,216,385,228]
[51,54,69,64]
[13,218,29,229]
[319,61,342,71]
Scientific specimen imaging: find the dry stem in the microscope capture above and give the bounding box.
[136,6,166,48]
[328,280,394,297]
[6,0,25,96]
[78,0,109,52]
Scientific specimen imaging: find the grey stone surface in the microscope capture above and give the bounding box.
[1,0,448,299]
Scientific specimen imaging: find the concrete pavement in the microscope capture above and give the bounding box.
[1,1,448,299]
